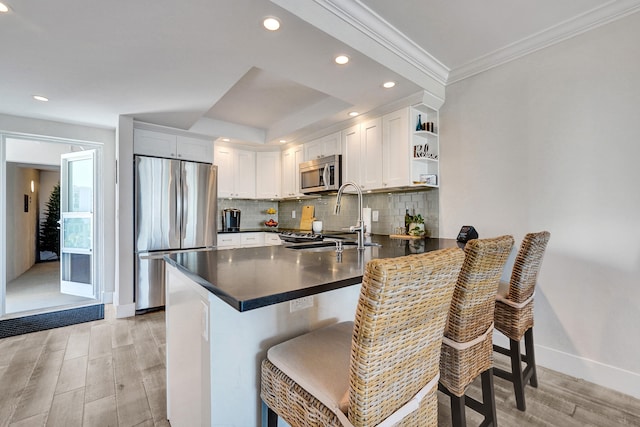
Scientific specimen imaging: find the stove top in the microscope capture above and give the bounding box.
[278,231,324,243]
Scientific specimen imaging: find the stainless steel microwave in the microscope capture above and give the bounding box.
[299,155,342,194]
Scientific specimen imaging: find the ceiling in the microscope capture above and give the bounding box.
[1,0,638,146]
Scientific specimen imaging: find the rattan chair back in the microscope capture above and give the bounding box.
[440,235,514,397]
[445,235,515,342]
[506,231,551,303]
[348,247,465,426]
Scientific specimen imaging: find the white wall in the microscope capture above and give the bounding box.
[0,113,116,305]
[5,164,39,281]
[440,13,640,397]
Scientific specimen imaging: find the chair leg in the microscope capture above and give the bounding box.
[524,328,538,388]
[261,401,278,427]
[450,394,467,427]
[509,338,526,411]
[480,368,497,427]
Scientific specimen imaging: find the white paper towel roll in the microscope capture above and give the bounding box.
[362,207,372,236]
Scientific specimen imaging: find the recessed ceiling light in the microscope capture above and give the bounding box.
[279,139,287,144]
[222,138,230,142]
[383,81,396,89]
[335,55,349,65]
[348,111,359,117]
[263,17,281,31]
[0,2,9,13]
[33,95,49,102]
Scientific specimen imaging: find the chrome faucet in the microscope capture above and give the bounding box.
[334,181,365,250]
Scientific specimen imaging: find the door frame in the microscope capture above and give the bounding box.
[0,132,104,317]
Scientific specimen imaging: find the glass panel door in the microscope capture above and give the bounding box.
[60,150,96,298]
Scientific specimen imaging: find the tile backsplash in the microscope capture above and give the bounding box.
[219,188,439,237]
[218,199,279,230]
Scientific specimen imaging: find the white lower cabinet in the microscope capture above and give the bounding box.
[217,232,279,249]
[217,233,241,249]
[264,233,282,245]
[240,232,265,247]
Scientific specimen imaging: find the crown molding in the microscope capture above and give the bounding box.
[448,0,640,84]
[271,0,446,99]
[312,0,450,85]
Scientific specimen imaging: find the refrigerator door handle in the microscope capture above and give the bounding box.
[181,161,188,245]
[173,161,182,246]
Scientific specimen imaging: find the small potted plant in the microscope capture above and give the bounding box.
[408,213,425,237]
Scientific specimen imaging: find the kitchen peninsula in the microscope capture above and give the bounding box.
[164,235,460,427]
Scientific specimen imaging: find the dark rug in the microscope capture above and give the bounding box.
[0,304,104,339]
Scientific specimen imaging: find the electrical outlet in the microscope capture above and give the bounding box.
[290,296,314,312]
[372,210,379,221]
[292,210,296,218]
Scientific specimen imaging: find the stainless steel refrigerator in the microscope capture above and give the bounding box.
[134,155,217,311]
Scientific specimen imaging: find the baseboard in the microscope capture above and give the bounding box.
[114,302,136,318]
[493,332,640,399]
[102,291,114,304]
[535,344,640,399]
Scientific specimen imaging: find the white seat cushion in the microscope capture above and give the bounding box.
[267,321,354,416]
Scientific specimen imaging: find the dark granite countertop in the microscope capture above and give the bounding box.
[165,235,462,312]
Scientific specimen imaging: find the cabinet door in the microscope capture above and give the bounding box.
[264,233,282,245]
[217,233,241,249]
[240,232,265,247]
[382,108,410,188]
[234,150,256,199]
[304,132,341,160]
[360,118,382,190]
[281,146,303,197]
[134,129,177,158]
[215,146,235,198]
[342,124,361,185]
[177,136,213,163]
[256,151,281,199]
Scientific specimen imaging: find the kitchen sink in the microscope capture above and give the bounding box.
[286,241,381,251]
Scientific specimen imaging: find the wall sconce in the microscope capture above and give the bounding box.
[30,180,35,193]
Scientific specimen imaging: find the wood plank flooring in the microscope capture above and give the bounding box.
[0,305,167,427]
[1,305,639,426]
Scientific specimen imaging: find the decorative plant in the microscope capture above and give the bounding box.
[407,213,426,236]
[40,183,60,259]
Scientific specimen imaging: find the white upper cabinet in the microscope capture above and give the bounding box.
[341,104,439,192]
[134,128,213,163]
[360,118,382,190]
[215,145,256,198]
[256,151,281,199]
[342,124,361,186]
[304,132,341,161]
[342,118,382,191]
[281,145,304,198]
[382,108,410,188]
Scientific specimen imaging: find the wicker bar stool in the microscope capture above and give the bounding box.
[438,235,514,427]
[260,247,465,427]
[493,231,550,411]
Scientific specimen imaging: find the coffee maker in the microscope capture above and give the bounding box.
[222,208,241,232]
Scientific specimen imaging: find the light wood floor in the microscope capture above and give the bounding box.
[0,305,167,427]
[1,306,638,427]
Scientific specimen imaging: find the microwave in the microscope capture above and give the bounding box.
[299,155,342,194]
